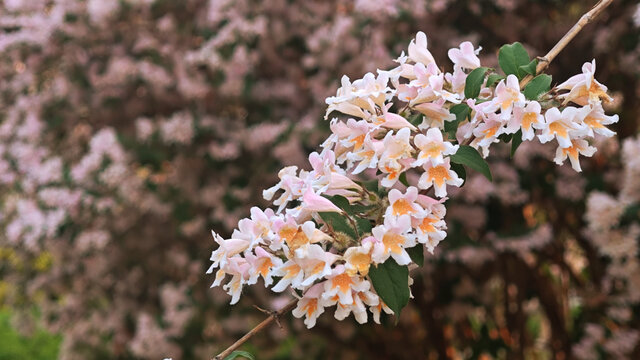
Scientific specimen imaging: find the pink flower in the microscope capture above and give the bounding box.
[448,41,481,69]
[493,75,525,120]
[408,31,436,67]
[301,187,342,213]
[556,60,612,106]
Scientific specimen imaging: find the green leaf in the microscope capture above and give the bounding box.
[511,130,523,158]
[225,350,255,360]
[325,195,351,213]
[523,74,552,101]
[498,42,530,79]
[485,74,504,88]
[449,145,492,181]
[319,212,357,240]
[408,113,423,127]
[399,172,409,187]
[518,59,538,76]
[445,103,471,138]
[498,133,513,143]
[363,179,379,193]
[450,162,466,186]
[464,67,489,99]
[369,259,410,319]
[407,246,424,267]
[356,217,372,235]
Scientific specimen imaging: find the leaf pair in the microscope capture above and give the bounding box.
[499,42,552,101]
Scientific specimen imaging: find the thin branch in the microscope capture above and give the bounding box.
[212,299,298,360]
[519,0,614,87]
[210,1,615,358]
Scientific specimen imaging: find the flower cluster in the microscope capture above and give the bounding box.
[208,31,619,328]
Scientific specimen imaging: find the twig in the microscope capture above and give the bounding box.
[213,299,298,360]
[519,0,614,87]
[210,2,615,359]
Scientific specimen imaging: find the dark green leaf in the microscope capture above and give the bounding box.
[445,103,471,139]
[485,74,504,88]
[498,42,530,79]
[450,162,466,186]
[363,179,379,193]
[407,246,424,267]
[369,259,410,319]
[511,130,523,158]
[464,67,489,99]
[518,59,538,76]
[523,74,552,100]
[408,113,423,127]
[399,172,409,187]
[450,145,492,181]
[225,351,255,360]
[498,133,513,143]
[325,195,351,213]
[356,217,372,235]
[319,212,357,240]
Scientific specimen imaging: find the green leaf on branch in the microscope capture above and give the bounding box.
[523,74,552,100]
[325,195,351,213]
[322,195,371,237]
[450,162,466,186]
[464,67,489,99]
[445,103,471,138]
[319,212,357,240]
[511,130,523,158]
[518,59,538,76]
[407,246,424,267]
[486,74,504,88]
[450,145,492,181]
[498,42,530,79]
[225,351,255,360]
[369,259,410,320]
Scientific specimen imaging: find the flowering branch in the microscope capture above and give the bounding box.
[207,1,618,359]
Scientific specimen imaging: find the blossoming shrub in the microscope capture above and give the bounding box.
[208,29,619,337]
[1,0,639,359]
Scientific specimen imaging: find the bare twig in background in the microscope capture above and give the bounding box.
[213,299,298,360]
[519,0,614,87]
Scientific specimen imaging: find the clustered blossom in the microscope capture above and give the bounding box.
[208,31,619,328]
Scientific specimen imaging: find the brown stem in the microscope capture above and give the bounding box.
[212,299,298,360]
[519,0,614,88]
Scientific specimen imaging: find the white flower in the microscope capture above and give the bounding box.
[538,107,588,148]
[412,128,459,167]
[292,283,326,328]
[418,157,464,197]
[370,215,415,265]
[322,265,370,305]
[385,187,425,219]
[553,139,597,172]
